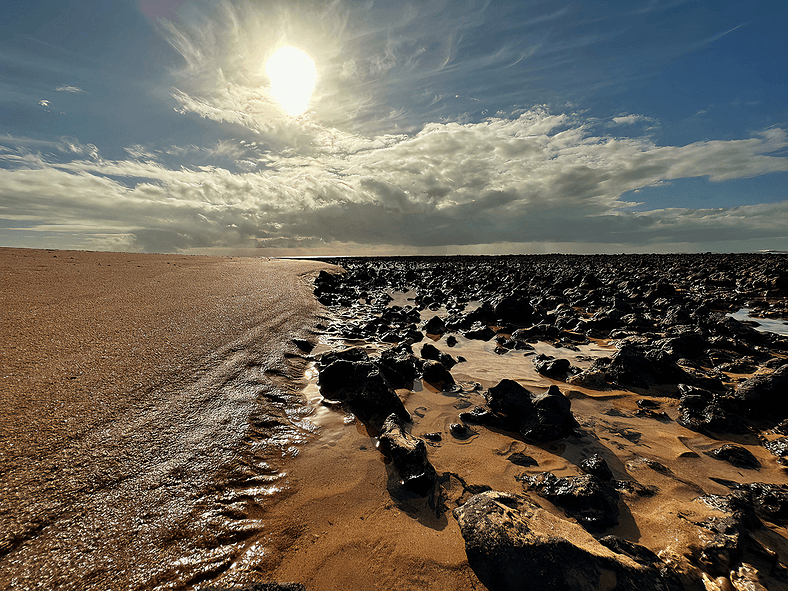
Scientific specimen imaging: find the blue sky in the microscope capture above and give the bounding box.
[1,0,786,254]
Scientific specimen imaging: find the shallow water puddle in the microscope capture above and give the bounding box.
[729,307,788,336]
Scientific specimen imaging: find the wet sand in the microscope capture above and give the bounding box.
[0,248,335,590]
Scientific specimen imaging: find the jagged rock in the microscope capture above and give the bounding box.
[377,345,419,389]
[705,445,761,470]
[520,472,620,532]
[453,491,678,591]
[377,413,438,497]
[421,360,455,390]
[765,437,788,460]
[580,454,614,481]
[318,360,410,431]
[483,380,575,441]
[676,385,745,434]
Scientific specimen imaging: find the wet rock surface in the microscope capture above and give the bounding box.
[454,491,681,591]
[306,254,788,590]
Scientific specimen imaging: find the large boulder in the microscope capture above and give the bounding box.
[453,491,680,591]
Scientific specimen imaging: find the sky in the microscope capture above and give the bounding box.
[1,0,787,255]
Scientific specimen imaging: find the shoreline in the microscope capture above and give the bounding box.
[3,249,788,590]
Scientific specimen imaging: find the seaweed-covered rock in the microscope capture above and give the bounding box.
[454,491,678,591]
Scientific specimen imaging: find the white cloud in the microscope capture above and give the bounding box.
[1,107,786,253]
[56,85,85,93]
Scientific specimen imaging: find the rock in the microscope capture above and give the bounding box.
[705,445,761,470]
[733,366,788,421]
[319,346,369,368]
[318,360,410,432]
[676,386,745,434]
[507,452,538,467]
[422,360,455,391]
[764,437,788,459]
[463,321,496,341]
[377,345,419,389]
[567,369,609,390]
[420,343,456,369]
[520,385,577,442]
[520,472,620,532]
[580,454,614,481]
[532,354,571,379]
[292,338,314,353]
[485,379,534,426]
[449,423,470,438]
[377,413,438,497]
[483,380,575,441]
[445,335,458,347]
[492,295,536,324]
[423,315,447,335]
[453,491,677,591]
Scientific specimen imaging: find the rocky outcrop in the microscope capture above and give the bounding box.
[453,491,680,591]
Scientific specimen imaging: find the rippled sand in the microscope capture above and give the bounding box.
[0,248,334,590]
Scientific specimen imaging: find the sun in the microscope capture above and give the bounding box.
[265,46,317,117]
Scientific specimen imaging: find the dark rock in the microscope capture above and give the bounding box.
[533,354,571,379]
[507,452,538,467]
[423,432,442,442]
[492,295,536,324]
[520,472,620,531]
[318,360,410,432]
[458,406,500,427]
[445,335,458,347]
[520,385,577,442]
[580,454,614,481]
[705,444,761,470]
[597,536,662,569]
[463,322,497,341]
[566,369,608,390]
[422,360,455,391]
[485,379,534,426]
[423,315,447,336]
[733,365,788,421]
[377,346,419,389]
[454,491,676,591]
[449,422,470,438]
[676,385,745,434]
[377,414,438,496]
[319,346,369,368]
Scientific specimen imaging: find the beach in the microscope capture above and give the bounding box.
[2,249,788,591]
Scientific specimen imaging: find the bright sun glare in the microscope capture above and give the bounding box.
[265,46,317,117]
